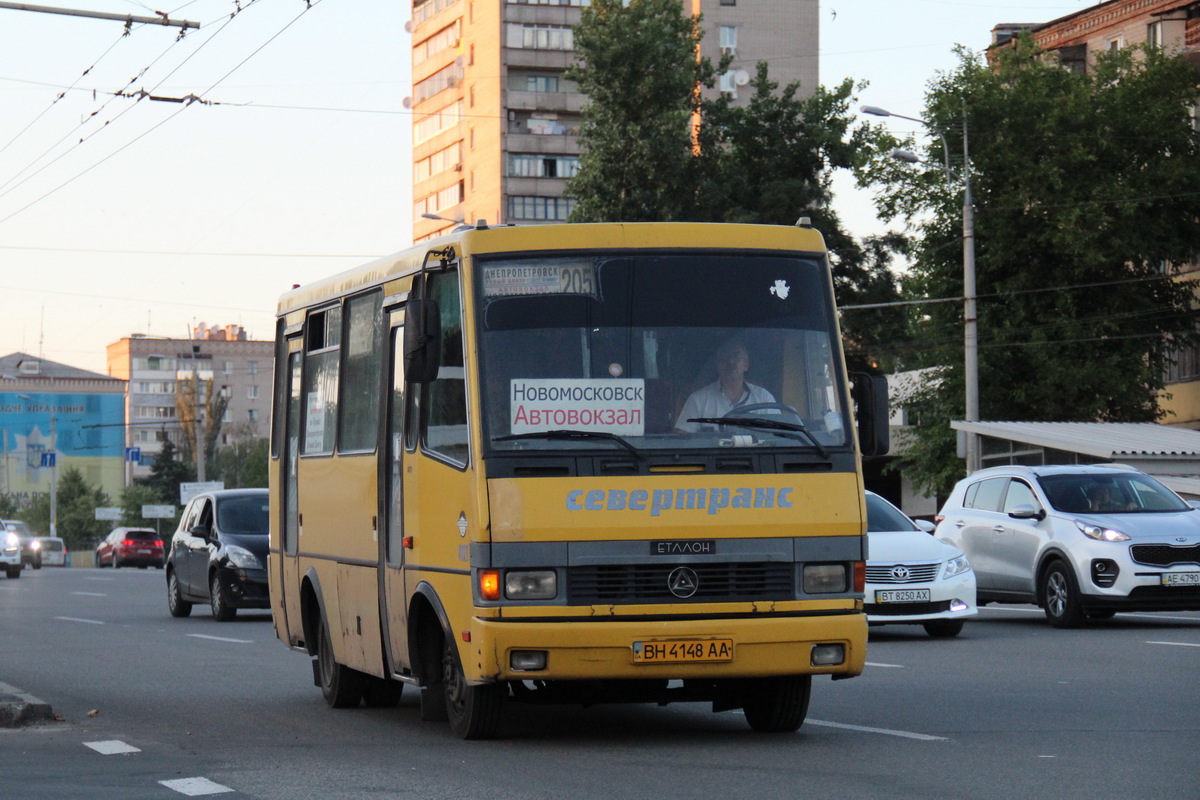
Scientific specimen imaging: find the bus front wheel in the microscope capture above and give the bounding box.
[316,612,366,708]
[742,675,811,733]
[442,638,504,739]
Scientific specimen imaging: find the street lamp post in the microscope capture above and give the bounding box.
[862,104,980,474]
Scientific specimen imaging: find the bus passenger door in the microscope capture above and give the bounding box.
[280,350,304,645]
[381,321,411,674]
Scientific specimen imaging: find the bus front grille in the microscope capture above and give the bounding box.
[567,562,794,604]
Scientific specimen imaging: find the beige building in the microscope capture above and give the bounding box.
[409,0,820,242]
[105,324,273,481]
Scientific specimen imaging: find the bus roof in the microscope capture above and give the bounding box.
[275,222,828,317]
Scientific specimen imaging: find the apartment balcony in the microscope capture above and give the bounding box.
[505,133,580,154]
[505,177,568,197]
[506,49,573,70]
[507,90,585,114]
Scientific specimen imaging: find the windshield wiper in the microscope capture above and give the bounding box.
[495,429,643,458]
[686,417,829,458]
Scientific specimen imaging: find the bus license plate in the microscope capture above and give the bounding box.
[875,589,930,604]
[1161,572,1200,586]
[632,639,734,664]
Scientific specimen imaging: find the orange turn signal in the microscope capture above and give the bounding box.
[853,560,866,593]
[479,569,501,601]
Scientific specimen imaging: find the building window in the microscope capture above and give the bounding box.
[508,154,580,178]
[247,361,258,376]
[415,142,463,183]
[414,62,464,104]
[719,25,737,55]
[526,75,560,93]
[507,195,575,221]
[719,70,737,96]
[414,181,465,221]
[1147,21,1162,48]
[1166,341,1200,383]
[415,100,463,144]
[414,20,460,66]
[248,409,259,423]
[248,385,259,400]
[719,0,735,5]
[511,23,574,50]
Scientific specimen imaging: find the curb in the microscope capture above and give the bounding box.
[0,682,55,728]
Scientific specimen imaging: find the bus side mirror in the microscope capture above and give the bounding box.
[851,373,890,457]
[404,298,442,384]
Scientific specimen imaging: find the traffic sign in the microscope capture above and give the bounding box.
[142,505,176,519]
[125,447,142,463]
[180,481,224,505]
[40,452,56,468]
[94,507,122,521]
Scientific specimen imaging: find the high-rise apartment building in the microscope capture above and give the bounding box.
[105,324,273,480]
[409,0,819,242]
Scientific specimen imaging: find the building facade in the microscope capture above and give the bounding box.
[105,324,274,481]
[409,0,820,241]
[0,353,126,512]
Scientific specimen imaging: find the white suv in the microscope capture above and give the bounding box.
[2,529,21,578]
[934,464,1200,627]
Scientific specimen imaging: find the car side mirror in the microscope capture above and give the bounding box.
[914,519,936,534]
[1007,504,1046,521]
[189,524,212,540]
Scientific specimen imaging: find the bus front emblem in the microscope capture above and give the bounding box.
[668,567,699,598]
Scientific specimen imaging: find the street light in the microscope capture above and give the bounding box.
[421,212,477,232]
[17,393,57,536]
[862,103,980,474]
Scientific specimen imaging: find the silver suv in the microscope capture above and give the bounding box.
[934,464,1200,627]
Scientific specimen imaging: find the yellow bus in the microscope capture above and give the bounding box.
[269,222,888,739]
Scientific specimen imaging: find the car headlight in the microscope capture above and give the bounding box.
[942,554,971,579]
[1075,520,1130,542]
[225,545,262,569]
[4,532,19,548]
[31,539,41,551]
[504,570,557,600]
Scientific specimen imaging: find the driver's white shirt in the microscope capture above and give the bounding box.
[675,381,776,432]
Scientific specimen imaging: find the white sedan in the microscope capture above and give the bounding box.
[865,492,977,637]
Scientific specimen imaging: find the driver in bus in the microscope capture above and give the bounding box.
[675,341,776,433]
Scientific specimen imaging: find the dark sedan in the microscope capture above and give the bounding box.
[166,488,270,621]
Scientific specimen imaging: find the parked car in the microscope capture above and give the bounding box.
[96,527,165,569]
[935,464,1200,628]
[2,520,41,569]
[166,488,270,621]
[35,536,67,567]
[865,492,977,637]
[2,529,21,578]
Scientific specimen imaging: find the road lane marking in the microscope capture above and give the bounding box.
[84,577,114,581]
[186,634,253,644]
[866,661,905,668]
[84,740,141,755]
[1147,640,1200,648]
[807,719,948,741]
[54,616,104,625]
[72,592,107,597]
[159,777,235,796]
[980,606,1200,623]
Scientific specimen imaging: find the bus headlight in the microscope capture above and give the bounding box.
[803,563,848,594]
[505,570,557,600]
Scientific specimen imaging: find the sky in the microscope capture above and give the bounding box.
[0,0,1099,374]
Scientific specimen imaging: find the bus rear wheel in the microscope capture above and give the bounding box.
[742,675,811,733]
[442,638,504,739]
[316,612,366,708]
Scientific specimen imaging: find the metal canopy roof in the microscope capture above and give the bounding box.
[950,421,1200,460]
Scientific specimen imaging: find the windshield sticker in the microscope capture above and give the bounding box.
[510,378,645,436]
[769,279,790,299]
[482,260,597,298]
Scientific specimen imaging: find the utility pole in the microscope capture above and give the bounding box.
[0,2,198,29]
[192,342,206,483]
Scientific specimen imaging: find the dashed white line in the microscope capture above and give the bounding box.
[159,777,235,796]
[807,719,948,741]
[866,661,905,668]
[72,592,107,597]
[53,616,104,625]
[84,740,141,755]
[1147,640,1200,648]
[186,634,252,644]
[980,606,1200,623]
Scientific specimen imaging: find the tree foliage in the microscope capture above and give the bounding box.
[23,466,111,548]
[138,438,194,507]
[565,0,906,372]
[211,437,268,489]
[175,377,228,470]
[120,483,176,530]
[860,40,1200,496]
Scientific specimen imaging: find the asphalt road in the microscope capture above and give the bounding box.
[2,567,1197,799]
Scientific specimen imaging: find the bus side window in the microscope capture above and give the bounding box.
[423,269,469,465]
[302,304,341,455]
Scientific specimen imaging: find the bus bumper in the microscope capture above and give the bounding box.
[463,612,867,683]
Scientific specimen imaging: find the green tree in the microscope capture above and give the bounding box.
[24,467,110,549]
[120,483,176,530]
[211,437,268,489]
[175,377,229,470]
[138,438,194,507]
[565,0,722,222]
[862,40,1200,496]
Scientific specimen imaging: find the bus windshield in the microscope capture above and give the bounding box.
[475,252,848,453]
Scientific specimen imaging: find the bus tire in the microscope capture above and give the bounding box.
[742,675,811,733]
[443,637,504,740]
[316,611,366,708]
[363,676,404,708]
